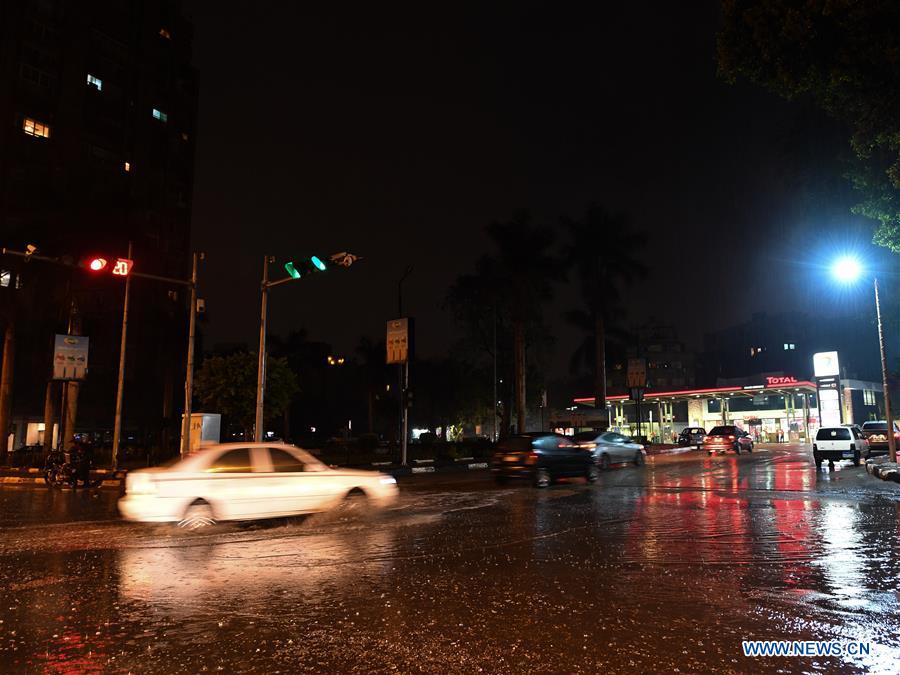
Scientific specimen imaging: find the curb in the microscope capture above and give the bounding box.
[865,457,900,483]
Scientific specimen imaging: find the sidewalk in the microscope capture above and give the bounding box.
[0,466,126,488]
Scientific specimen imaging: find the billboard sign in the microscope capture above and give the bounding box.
[813,351,840,378]
[53,334,89,380]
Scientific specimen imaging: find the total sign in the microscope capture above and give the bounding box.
[766,376,799,386]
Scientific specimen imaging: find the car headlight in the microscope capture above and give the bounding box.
[379,476,397,485]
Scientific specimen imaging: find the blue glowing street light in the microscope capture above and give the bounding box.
[830,255,862,284]
[829,255,895,462]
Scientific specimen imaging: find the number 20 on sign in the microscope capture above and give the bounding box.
[112,258,133,276]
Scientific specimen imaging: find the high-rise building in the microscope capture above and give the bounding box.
[0,0,198,456]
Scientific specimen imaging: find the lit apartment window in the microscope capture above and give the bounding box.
[23,117,50,138]
[159,28,171,39]
[87,73,102,90]
[0,271,10,288]
[864,390,876,406]
[789,343,795,350]
[124,161,131,172]
[152,108,168,123]
[180,132,189,141]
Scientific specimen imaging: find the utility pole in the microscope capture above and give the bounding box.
[493,304,498,441]
[111,242,133,468]
[397,266,412,464]
[254,255,271,443]
[874,277,896,463]
[181,252,200,456]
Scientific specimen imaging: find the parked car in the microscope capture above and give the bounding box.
[492,432,597,488]
[676,427,706,447]
[572,431,646,470]
[813,426,865,468]
[860,420,900,457]
[703,425,754,455]
[118,442,398,529]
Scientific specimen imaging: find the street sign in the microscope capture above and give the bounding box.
[386,318,410,364]
[53,334,89,380]
[626,358,647,388]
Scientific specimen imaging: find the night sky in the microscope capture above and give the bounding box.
[185,1,890,371]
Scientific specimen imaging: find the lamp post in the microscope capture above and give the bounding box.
[831,255,896,462]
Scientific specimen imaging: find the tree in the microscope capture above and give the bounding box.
[446,213,560,434]
[717,0,900,250]
[563,205,647,417]
[194,351,298,439]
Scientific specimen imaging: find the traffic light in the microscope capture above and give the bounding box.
[78,256,133,276]
[81,256,108,272]
[284,255,329,279]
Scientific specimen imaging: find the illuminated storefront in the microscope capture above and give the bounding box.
[570,375,883,443]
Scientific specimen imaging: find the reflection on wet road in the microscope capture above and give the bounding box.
[1,444,899,672]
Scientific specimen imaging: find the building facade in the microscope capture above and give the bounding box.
[0,0,197,456]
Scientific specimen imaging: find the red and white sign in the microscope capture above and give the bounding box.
[765,375,799,386]
[112,258,133,276]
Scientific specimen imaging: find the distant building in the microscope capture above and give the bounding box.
[0,0,198,454]
[701,311,882,384]
[605,323,696,394]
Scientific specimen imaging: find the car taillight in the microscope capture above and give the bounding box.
[576,443,595,449]
[704,437,712,443]
[526,450,539,464]
[894,431,899,439]
[728,435,735,440]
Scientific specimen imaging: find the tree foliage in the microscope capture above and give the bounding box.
[717,0,900,249]
[563,204,647,408]
[194,351,298,435]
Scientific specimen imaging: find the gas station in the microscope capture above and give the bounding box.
[558,352,884,443]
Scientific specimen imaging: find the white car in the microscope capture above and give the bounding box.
[118,442,398,529]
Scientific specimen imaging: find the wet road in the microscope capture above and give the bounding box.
[1,444,899,673]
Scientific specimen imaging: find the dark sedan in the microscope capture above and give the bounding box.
[703,425,754,455]
[860,420,900,457]
[492,432,597,488]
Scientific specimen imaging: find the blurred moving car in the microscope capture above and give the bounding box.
[492,432,597,488]
[572,431,646,470]
[676,427,706,447]
[813,426,865,468]
[703,425,754,455]
[860,420,900,457]
[118,442,398,529]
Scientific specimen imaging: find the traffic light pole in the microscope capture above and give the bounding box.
[254,256,271,443]
[874,277,896,463]
[111,241,133,469]
[253,252,363,444]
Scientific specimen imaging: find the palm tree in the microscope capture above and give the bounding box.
[564,205,647,418]
[485,214,560,433]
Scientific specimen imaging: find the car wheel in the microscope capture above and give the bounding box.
[852,451,861,467]
[814,452,822,469]
[633,451,645,467]
[585,464,599,483]
[734,443,741,455]
[533,468,551,488]
[747,443,753,453]
[337,489,369,517]
[598,454,611,471]
[178,501,216,531]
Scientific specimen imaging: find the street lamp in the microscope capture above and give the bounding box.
[830,255,896,462]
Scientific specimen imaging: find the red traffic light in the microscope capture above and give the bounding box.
[88,257,107,271]
[112,258,133,276]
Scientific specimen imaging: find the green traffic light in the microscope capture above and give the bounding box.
[311,255,327,271]
[284,261,301,279]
